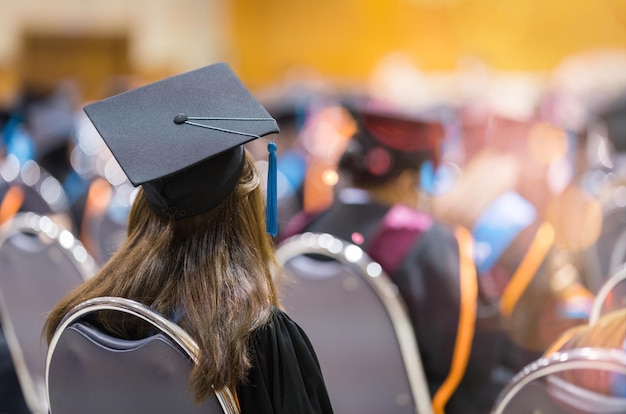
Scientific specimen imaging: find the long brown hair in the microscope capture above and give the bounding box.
[44,150,279,401]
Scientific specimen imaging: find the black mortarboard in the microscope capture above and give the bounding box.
[358,111,442,152]
[339,104,445,185]
[83,63,280,225]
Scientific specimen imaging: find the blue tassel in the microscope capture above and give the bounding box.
[266,141,278,237]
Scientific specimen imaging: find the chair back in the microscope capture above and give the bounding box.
[0,158,69,224]
[46,296,239,414]
[0,212,96,413]
[585,204,626,292]
[490,347,626,414]
[275,232,432,414]
[590,265,626,325]
[602,206,626,281]
[78,177,133,265]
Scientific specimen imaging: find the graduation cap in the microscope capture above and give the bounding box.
[340,104,445,185]
[83,62,280,234]
[357,111,442,153]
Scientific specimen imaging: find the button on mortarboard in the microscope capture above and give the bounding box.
[173,114,188,124]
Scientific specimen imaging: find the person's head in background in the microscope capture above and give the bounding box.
[13,81,80,177]
[337,104,445,210]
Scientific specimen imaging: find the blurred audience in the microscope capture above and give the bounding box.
[281,100,518,414]
[0,48,624,414]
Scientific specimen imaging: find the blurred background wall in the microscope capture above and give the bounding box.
[0,0,228,103]
[0,0,624,104]
[231,0,626,88]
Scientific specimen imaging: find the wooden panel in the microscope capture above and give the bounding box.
[19,33,130,101]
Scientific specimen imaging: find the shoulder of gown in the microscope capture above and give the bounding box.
[236,307,334,414]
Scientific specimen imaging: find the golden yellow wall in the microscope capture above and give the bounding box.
[230,0,626,88]
[0,0,624,102]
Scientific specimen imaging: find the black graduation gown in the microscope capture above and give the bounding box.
[284,197,517,414]
[237,307,334,414]
[0,327,30,414]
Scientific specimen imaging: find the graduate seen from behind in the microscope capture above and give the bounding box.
[43,63,334,414]
[283,104,509,414]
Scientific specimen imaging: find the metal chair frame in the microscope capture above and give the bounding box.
[45,296,240,414]
[590,264,626,325]
[275,232,433,414]
[0,157,70,215]
[491,347,626,414]
[0,212,96,413]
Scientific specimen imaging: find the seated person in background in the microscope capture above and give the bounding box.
[43,63,334,414]
[468,188,595,355]
[433,127,596,361]
[282,103,515,414]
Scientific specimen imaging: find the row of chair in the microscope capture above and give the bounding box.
[0,211,625,413]
[0,212,95,413]
[0,156,131,267]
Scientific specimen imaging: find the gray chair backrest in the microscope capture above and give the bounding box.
[590,265,626,325]
[80,179,133,265]
[0,158,69,217]
[490,347,626,414]
[0,212,96,413]
[275,232,432,414]
[584,205,626,292]
[45,296,239,414]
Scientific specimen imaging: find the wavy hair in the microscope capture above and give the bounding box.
[44,150,279,401]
